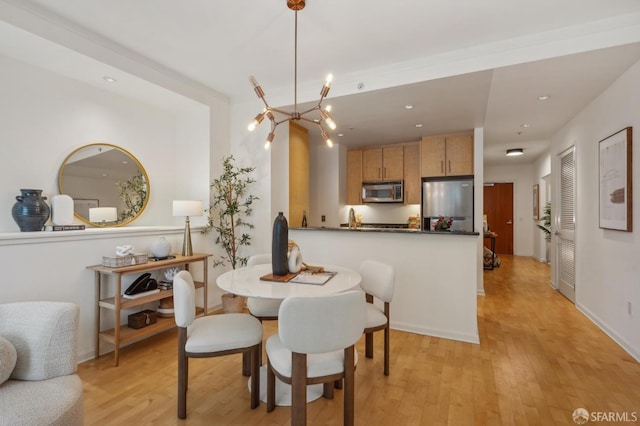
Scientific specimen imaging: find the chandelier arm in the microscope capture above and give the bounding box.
[298,116,321,125]
[269,107,295,116]
[298,104,321,117]
[273,117,290,127]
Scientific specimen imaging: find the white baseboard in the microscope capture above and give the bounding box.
[391,320,480,344]
[477,288,485,296]
[576,303,640,362]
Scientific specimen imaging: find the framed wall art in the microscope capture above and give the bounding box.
[599,127,632,232]
[533,184,539,220]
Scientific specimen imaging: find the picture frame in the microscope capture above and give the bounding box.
[533,184,539,220]
[599,127,632,232]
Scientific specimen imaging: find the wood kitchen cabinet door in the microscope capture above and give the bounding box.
[347,149,363,205]
[446,134,474,176]
[403,142,420,204]
[289,122,309,227]
[382,146,404,180]
[362,148,382,181]
[421,135,446,177]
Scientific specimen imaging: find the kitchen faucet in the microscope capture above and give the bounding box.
[348,207,356,229]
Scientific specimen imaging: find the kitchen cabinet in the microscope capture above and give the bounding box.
[421,133,474,177]
[289,122,310,226]
[362,146,404,182]
[347,149,363,205]
[87,253,211,366]
[403,142,421,204]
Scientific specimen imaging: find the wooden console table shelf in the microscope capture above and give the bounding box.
[87,253,211,366]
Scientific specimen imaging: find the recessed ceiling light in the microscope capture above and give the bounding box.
[103,76,117,83]
[521,123,530,128]
[338,133,344,137]
[405,105,414,109]
[415,124,423,128]
[537,95,550,101]
[506,148,524,156]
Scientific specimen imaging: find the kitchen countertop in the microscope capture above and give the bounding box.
[290,226,479,236]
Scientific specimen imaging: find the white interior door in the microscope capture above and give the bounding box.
[557,146,576,302]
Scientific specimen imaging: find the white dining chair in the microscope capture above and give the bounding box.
[246,254,282,365]
[360,259,395,376]
[173,271,263,419]
[265,290,365,425]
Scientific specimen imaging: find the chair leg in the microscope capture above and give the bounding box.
[250,346,260,409]
[344,346,355,426]
[334,379,343,389]
[242,351,251,377]
[291,352,307,426]
[384,325,390,376]
[177,328,188,419]
[365,331,374,358]
[323,382,334,399]
[267,358,276,413]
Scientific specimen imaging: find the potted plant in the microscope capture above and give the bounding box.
[537,202,551,263]
[537,202,551,241]
[204,156,258,312]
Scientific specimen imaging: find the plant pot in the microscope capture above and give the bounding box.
[221,293,245,313]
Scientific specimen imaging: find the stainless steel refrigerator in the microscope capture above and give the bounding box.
[422,176,474,232]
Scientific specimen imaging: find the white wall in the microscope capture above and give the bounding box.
[484,163,535,256]
[532,154,552,263]
[549,58,640,361]
[0,55,211,232]
[0,54,231,361]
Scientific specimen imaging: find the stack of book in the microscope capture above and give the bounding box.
[157,281,173,291]
[45,224,86,231]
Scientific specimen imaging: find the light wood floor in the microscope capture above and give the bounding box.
[78,256,640,425]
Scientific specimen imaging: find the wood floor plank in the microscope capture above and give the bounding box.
[78,256,640,425]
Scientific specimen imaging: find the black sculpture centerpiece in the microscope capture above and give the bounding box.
[11,189,51,232]
[272,212,289,275]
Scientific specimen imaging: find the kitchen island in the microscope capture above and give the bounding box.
[290,227,481,344]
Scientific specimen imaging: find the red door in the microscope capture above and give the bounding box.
[483,183,514,254]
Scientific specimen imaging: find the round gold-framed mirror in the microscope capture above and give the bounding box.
[58,143,150,227]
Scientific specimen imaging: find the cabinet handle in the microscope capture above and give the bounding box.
[440,160,444,173]
[448,160,451,173]
[378,168,381,178]
[383,167,387,179]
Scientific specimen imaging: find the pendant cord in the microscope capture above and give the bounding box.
[294,9,298,114]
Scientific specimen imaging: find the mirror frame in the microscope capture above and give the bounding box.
[58,143,151,227]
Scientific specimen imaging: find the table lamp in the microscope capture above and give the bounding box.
[173,200,203,256]
[89,207,117,226]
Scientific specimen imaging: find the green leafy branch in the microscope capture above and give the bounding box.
[203,156,258,269]
[537,202,551,241]
[116,171,147,222]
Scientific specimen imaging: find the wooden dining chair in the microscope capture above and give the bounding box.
[265,290,365,425]
[173,271,263,419]
[360,259,395,376]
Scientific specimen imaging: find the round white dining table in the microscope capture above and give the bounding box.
[216,263,362,299]
[216,262,362,407]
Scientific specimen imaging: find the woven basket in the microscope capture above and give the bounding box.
[221,293,245,313]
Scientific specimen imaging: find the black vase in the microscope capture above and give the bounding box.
[11,189,51,232]
[272,212,289,276]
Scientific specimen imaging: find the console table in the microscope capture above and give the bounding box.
[87,253,211,366]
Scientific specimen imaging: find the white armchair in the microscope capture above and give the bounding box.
[0,302,83,426]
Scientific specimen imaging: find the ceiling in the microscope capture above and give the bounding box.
[3,0,640,166]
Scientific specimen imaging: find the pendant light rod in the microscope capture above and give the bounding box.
[294,9,298,114]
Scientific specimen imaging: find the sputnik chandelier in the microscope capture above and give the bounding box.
[248,0,336,149]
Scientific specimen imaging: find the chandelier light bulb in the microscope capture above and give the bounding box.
[325,74,333,86]
[326,117,336,130]
[248,122,256,131]
[264,141,271,150]
[325,105,332,112]
[326,138,333,148]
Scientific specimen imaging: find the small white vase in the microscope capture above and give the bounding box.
[151,237,171,258]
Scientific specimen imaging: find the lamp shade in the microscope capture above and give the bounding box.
[89,207,117,223]
[173,200,203,217]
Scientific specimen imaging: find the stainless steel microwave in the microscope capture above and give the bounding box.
[362,181,404,203]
